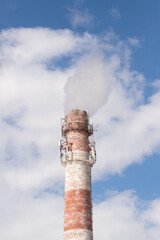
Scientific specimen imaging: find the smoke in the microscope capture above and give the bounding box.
[64,53,111,116]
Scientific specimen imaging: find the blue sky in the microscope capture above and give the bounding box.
[1,0,160,79]
[0,0,160,239]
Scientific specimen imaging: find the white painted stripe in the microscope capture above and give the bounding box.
[64,229,93,240]
[65,160,91,191]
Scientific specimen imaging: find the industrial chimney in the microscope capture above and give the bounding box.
[60,109,96,240]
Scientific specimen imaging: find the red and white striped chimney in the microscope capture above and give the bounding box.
[60,109,96,240]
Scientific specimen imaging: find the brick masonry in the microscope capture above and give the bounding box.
[64,189,92,231]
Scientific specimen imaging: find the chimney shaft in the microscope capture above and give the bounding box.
[60,110,96,240]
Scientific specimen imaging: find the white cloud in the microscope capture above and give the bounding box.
[0,183,64,240]
[0,28,93,64]
[94,191,160,240]
[152,79,160,90]
[128,37,141,47]
[0,27,160,185]
[92,80,160,178]
[110,8,121,20]
[0,27,93,192]
[0,27,160,239]
[1,186,160,239]
[68,8,94,28]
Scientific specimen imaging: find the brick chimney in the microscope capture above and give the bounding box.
[60,109,96,240]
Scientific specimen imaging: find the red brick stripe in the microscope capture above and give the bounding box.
[64,189,92,231]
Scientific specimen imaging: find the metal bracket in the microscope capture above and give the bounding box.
[61,118,66,137]
[89,138,96,165]
[59,139,66,166]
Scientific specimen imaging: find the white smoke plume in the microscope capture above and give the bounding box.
[64,53,111,115]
